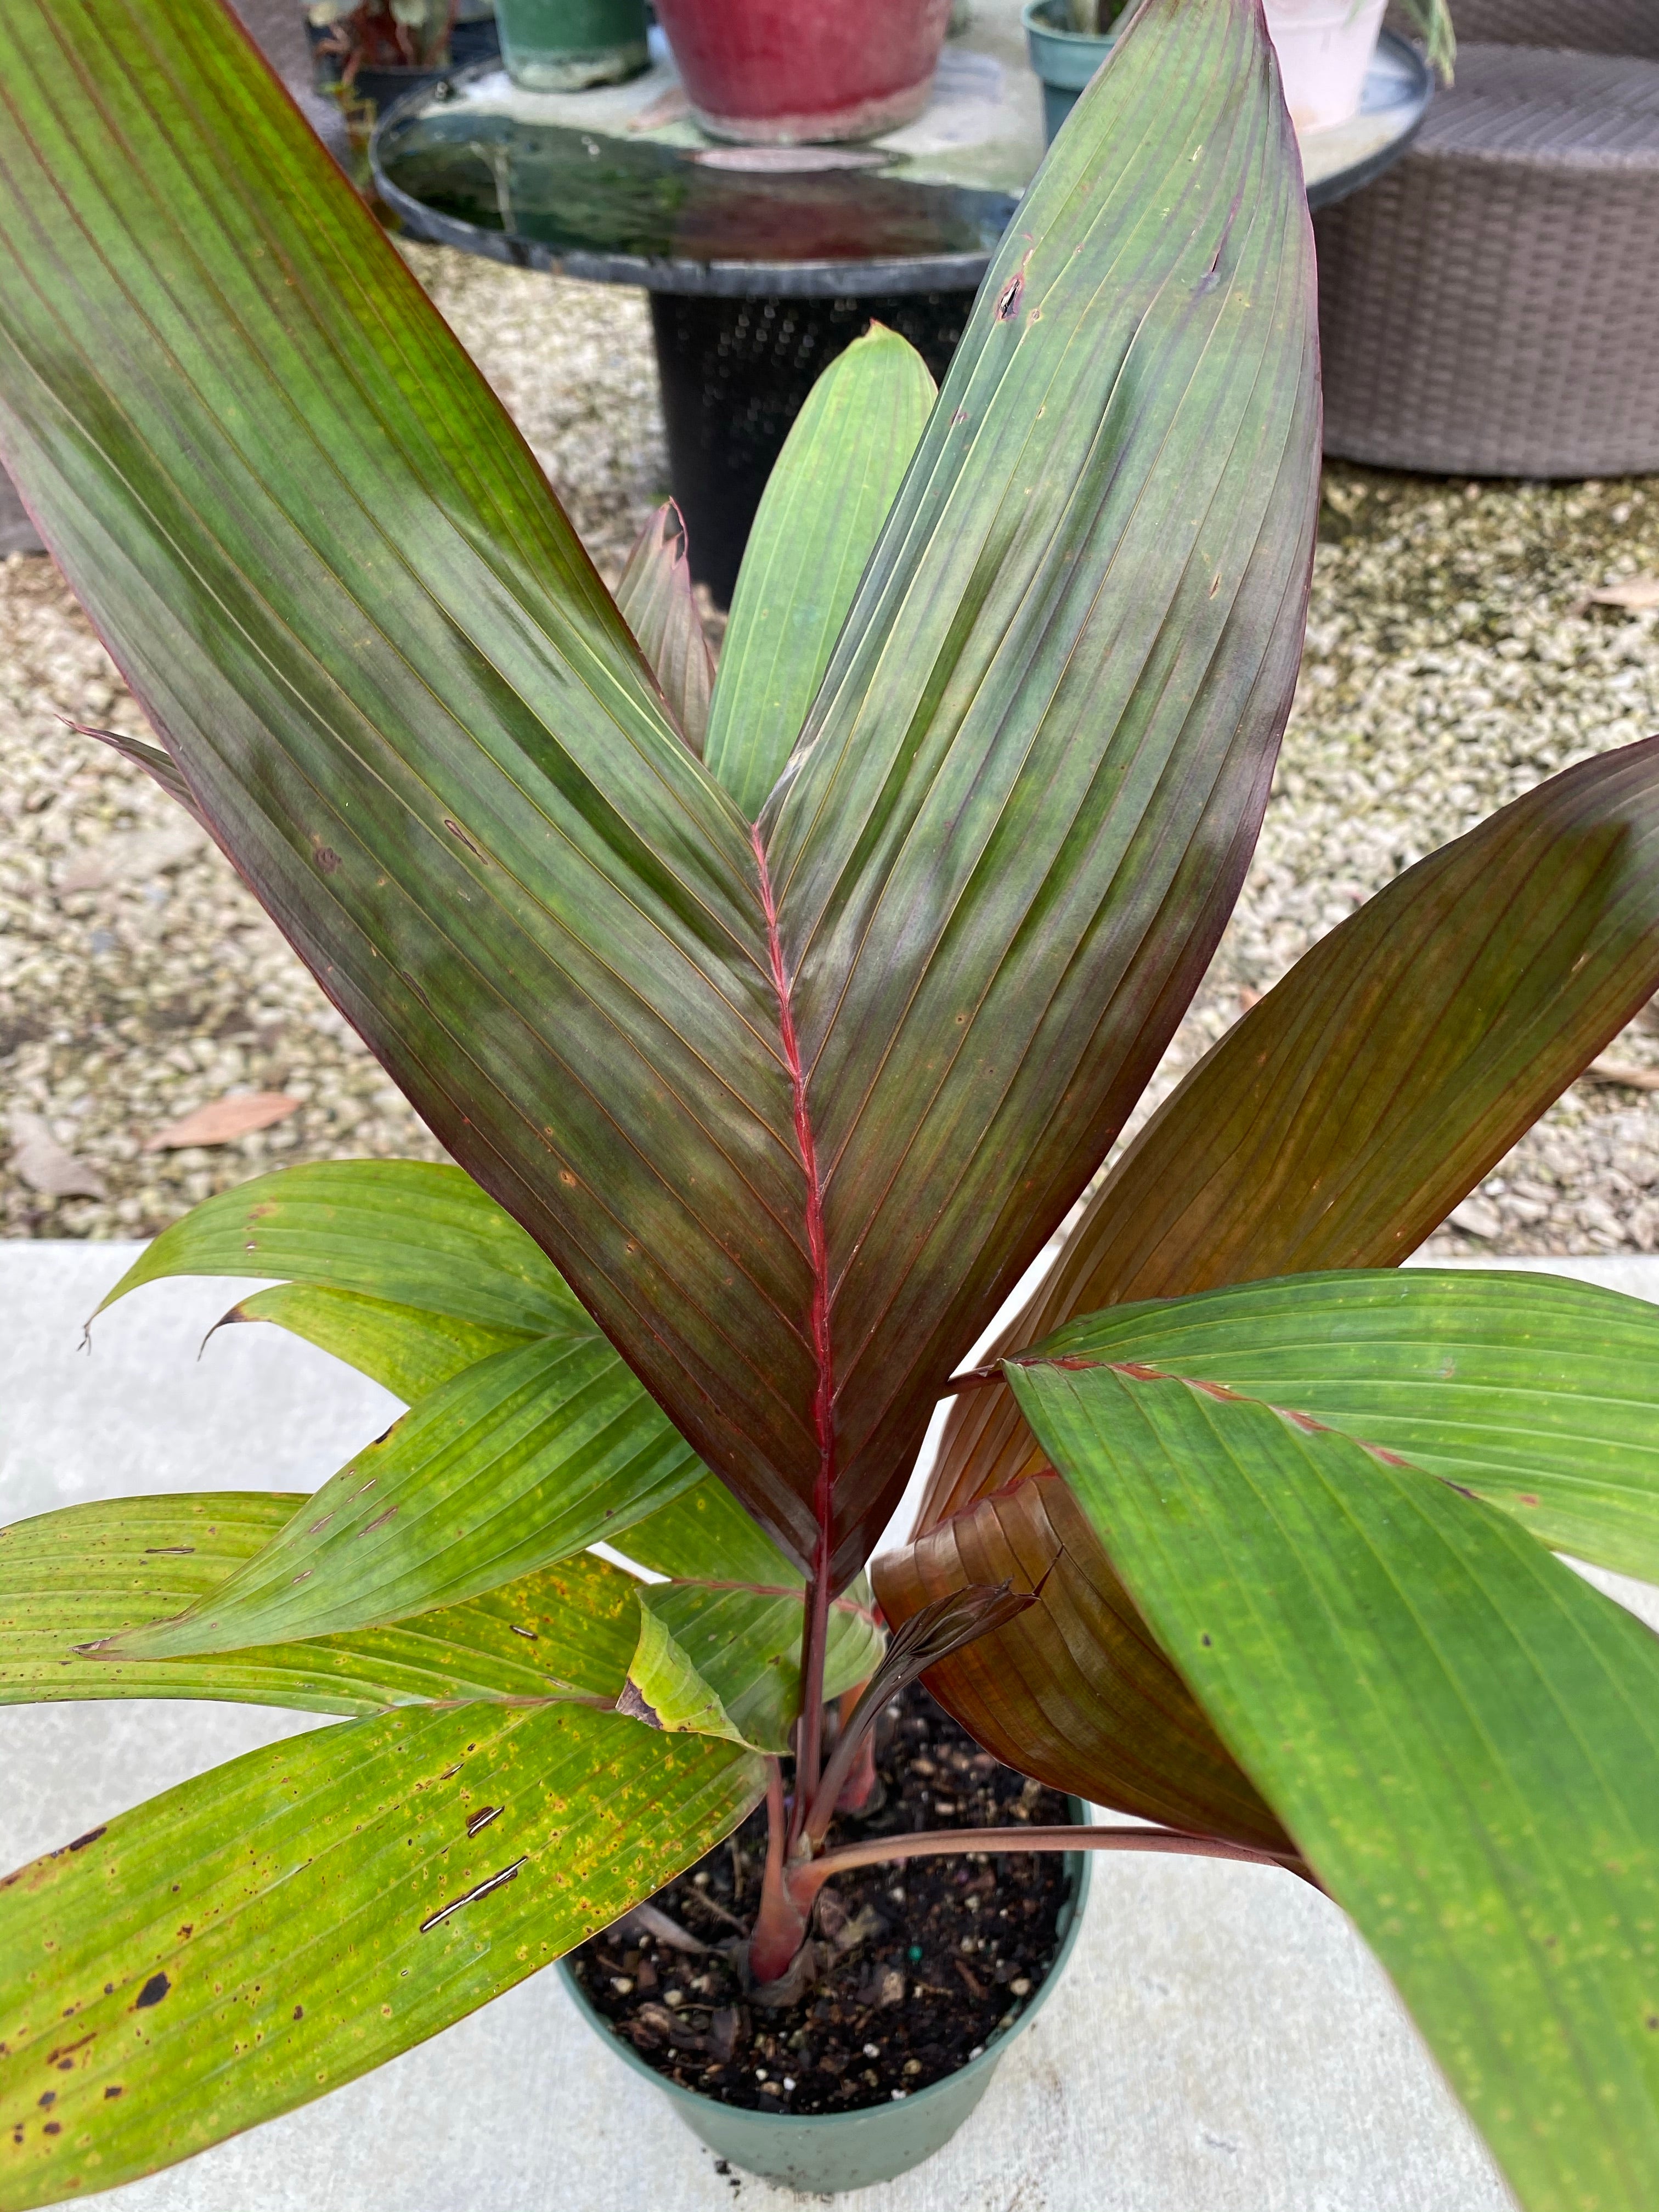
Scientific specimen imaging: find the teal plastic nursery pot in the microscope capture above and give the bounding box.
[1023,0,1120,145]
[495,0,648,91]
[559,1812,1092,2194]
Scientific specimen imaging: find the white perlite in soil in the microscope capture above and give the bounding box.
[1,244,1657,1254]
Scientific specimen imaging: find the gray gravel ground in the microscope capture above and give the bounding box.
[2,244,1658,1254]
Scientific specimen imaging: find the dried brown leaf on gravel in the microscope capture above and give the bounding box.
[1590,578,1659,613]
[143,1093,300,1150]
[6,1111,106,1197]
[55,820,206,893]
[1581,1060,1659,1093]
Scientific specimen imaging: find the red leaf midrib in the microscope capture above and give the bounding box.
[751,825,836,1560]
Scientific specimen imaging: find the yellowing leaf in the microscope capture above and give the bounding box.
[624,1579,884,1752]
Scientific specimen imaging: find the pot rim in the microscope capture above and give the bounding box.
[558,1793,1093,2137]
[1020,0,1119,51]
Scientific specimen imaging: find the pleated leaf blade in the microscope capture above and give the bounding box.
[0,0,817,1543]
[0,1706,760,2209]
[626,1579,884,1753]
[1031,1267,1659,1582]
[614,499,715,756]
[94,1162,590,1340]
[762,0,1321,1578]
[101,1337,699,1660]
[1007,1352,1659,2212]
[702,322,936,819]
[0,1493,639,1715]
[221,1283,535,1406]
[613,1470,810,1585]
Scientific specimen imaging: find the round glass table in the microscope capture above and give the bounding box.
[374,7,1431,599]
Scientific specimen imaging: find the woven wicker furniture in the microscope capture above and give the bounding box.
[1321,24,1659,477]
[1389,0,1659,55]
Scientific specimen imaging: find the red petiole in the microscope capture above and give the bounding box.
[748,1612,1312,1984]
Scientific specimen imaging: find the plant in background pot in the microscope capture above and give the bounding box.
[1263,0,1454,128]
[1028,0,1455,144]
[1022,0,1128,146]
[494,0,648,92]
[652,0,955,144]
[3,2,1659,2209]
[307,0,500,120]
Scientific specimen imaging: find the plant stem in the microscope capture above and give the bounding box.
[941,1364,1001,1393]
[750,1758,811,1983]
[831,1684,881,1815]
[785,1823,1308,1911]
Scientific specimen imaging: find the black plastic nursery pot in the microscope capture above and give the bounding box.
[560,1801,1092,2195]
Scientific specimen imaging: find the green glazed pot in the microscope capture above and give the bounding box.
[1022,0,1119,145]
[559,1808,1092,2195]
[495,0,649,91]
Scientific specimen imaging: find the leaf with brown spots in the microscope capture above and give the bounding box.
[0,1706,760,2205]
[0,1492,641,1716]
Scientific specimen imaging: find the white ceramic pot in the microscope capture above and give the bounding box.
[1262,0,1386,132]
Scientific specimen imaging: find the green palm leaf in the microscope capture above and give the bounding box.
[616,1469,812,1583]
[625,1579,883,1753]
[220,1282,534,1404]
[95,1162,589,1339]
[703,321,935,817]
[101,1339,699,1659]
[1007,1350,1659,2212]
[0,1494,638,1713]
[0,1706,759,2210]
[1030,1268,1659,1581]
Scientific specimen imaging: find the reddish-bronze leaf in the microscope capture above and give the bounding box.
[614,500,716,756]
[0,0,1316,1589]
[923,735,1659,1530]
[872,1472,1286,1848]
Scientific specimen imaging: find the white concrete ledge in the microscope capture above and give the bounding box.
[10,1244,1649,2209]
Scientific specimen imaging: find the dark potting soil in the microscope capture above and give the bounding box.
[568,1685,1076,2115]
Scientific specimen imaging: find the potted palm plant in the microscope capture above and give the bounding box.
[1,1,1658,2207]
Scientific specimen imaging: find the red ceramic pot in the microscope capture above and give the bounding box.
[654,0,954,144]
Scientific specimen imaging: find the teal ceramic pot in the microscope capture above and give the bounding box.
[1022,0,1119,145]
[559,1811,1092,2194]
[495,0,649,91]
